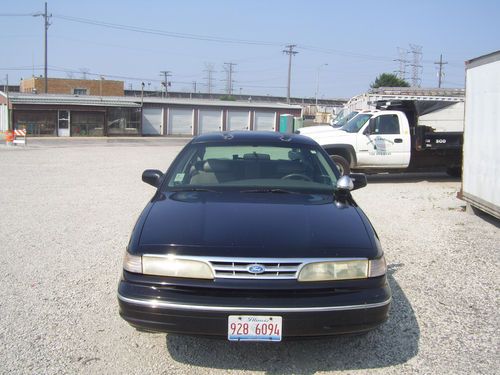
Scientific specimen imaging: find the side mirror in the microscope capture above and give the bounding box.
[336,175,354,191]
[142,169,163,187]
[364,119,375,135]
[349,173,367,190]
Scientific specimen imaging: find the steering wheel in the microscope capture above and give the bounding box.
[281,173,312,181]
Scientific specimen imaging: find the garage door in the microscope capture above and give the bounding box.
[199,110,222,134]
[169,109,193,135]
[142,108,163,135]
[254,111,276,131]
[227,111,249,131]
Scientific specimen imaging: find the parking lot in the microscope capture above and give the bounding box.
[0,138,498,375]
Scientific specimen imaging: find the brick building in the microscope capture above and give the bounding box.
[19,77,124,96]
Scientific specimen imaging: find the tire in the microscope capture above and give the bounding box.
[331,155,350,176]
[446,167,462,178]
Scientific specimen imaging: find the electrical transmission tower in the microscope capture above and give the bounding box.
[203,63,215,94]
[282,44,298,104]
[409,44,423,87]
[434,54,448,88]
[223,62,237,95]
[159,70,172,98]
[395,47,409,81]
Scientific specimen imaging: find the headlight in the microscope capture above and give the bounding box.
[298,257,387,282]
[142,255,214,279]
[298,260,368,281]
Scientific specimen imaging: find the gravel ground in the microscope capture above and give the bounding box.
[0,139,498,375]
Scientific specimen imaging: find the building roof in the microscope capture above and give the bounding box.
[1,92,141,107]
[0,92,302,110]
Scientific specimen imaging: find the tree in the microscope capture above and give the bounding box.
[370,73,410,89]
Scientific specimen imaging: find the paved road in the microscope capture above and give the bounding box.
[0,141,498,374]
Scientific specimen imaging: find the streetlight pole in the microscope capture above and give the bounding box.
[315,63,328,108]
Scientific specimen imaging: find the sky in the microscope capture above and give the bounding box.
[0,0,499,99]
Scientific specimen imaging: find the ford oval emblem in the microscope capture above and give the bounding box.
[247,264,266,274]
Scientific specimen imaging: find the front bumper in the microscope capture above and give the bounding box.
[118,275,391,338]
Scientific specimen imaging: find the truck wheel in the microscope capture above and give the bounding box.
[446,167,462,178]
[331,155,350,176]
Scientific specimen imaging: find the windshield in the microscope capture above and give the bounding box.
[334,111,359,128]
[341,113,372,133]
[165,143,338,193]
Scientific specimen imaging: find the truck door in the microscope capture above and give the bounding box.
[356,113,411,167]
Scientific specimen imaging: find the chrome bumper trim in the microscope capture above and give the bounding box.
[118,294,391,312]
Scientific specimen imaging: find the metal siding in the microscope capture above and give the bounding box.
[198,109,222,134]
[227,110,250,131]
[142,108,163,135]
[168,108,193,135]
[462,59,500,216]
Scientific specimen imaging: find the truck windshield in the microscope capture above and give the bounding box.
[342,114,372,133]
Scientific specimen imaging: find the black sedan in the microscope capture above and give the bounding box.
[118,131,391,341]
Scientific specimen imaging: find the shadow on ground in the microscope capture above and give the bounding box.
[366,172,460,184]
[165,264,418,374]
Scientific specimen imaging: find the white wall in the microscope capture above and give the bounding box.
[462,58,500,216]
[0,104,7,131]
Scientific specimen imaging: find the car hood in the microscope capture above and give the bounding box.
[298,125,339,135]
[138,191,375,258]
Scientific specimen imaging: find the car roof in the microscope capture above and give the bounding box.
[191,131,319,146]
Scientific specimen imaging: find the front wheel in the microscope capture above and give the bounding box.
[331,155,350,176]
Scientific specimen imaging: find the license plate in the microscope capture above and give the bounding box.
[228,315,282,342]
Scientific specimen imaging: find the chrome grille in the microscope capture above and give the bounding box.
[209,259,302,280]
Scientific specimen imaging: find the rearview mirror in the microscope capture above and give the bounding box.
[142,169,164,187]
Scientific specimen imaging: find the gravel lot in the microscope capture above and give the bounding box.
[0,138,498,375]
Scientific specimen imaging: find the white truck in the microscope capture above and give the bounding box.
[297,97,464,176]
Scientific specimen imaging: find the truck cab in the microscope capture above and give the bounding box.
[299,110,412,174]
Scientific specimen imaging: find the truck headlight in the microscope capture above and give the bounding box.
[298,257,386,282]
[142,255,214,279]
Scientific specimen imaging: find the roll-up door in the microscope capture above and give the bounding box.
[227,110,250,131]
[254,111,276,131]
[199,110,222,133]
[169,109,193,135]
[142,108,163,135]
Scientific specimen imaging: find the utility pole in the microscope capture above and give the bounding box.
[33,2,51,93]
[192,81,197,93]
[283,44,298,104]
[223,63,237,95]
[203,63,215,94]
[315,63,328,107]
[6,74,11,130]
[434,54,448,88]
[159,71,172,98]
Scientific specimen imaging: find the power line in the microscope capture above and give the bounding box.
[283,44,298,104]
[53,14,281,46]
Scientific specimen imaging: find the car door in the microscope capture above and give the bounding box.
[356,113,411,167]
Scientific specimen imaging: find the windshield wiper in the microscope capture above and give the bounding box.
[168,187,217,192]
[240,188,299,194]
